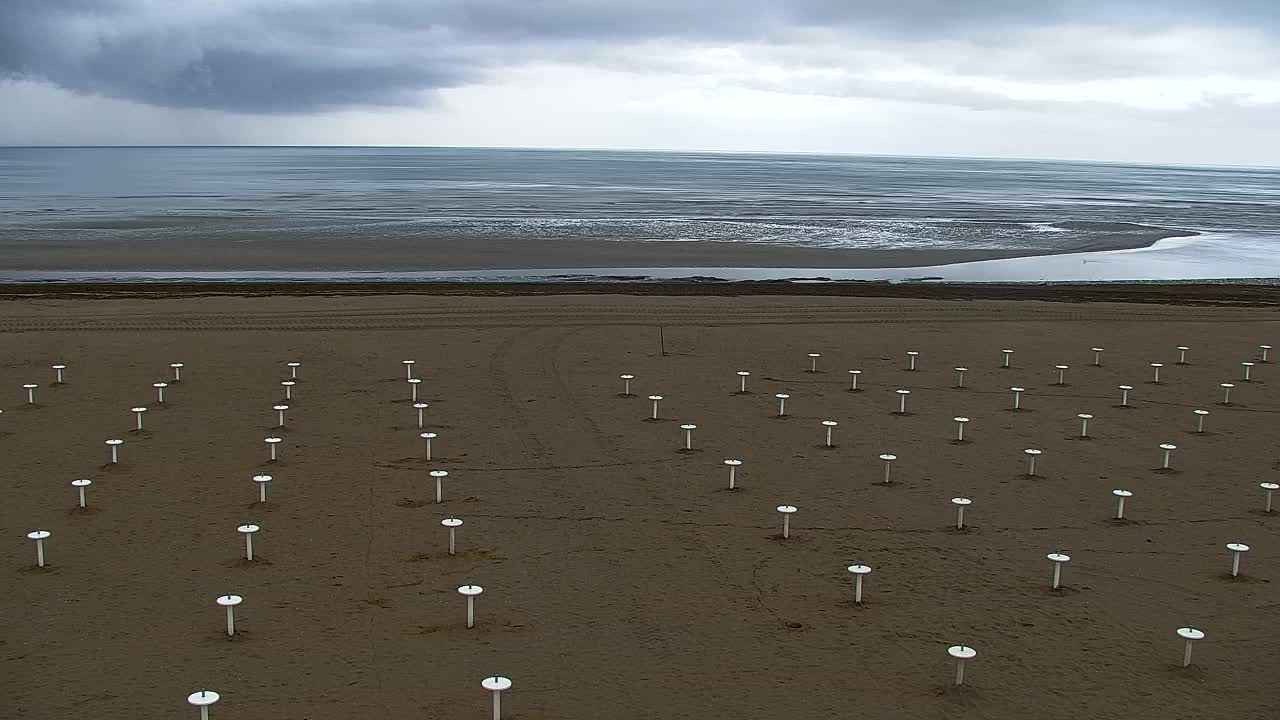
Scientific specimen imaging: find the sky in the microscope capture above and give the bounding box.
[2,1,1279,165]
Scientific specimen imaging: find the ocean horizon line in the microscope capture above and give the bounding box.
[2,144,1277,172]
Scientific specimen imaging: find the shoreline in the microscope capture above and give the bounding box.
[1,280,1277,306]
[0,227,1199,273]
[2,228,1273,291]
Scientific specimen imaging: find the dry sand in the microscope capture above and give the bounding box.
[3,291,1279,720]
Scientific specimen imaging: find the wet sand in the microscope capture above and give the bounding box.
[1,280,1278,306]
[3,292,1278,720]
[0,226,1198,273]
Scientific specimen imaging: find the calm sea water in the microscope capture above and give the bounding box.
[1,146,1277,272]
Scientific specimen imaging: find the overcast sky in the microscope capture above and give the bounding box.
[2,0,1278,164]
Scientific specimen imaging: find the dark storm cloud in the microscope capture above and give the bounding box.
[1,0,1275,113]
[0,0,481,112]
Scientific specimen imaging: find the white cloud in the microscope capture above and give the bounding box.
[3,2,1280,164]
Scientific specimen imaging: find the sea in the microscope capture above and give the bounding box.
[1,146,1278,282]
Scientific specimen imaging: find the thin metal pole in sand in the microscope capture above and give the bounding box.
[736,371,751,393]
[723,459,742,490]
[187,690,219,720]
[273,404,289,428]
[288,361,301,379]
[281,380,295,400]
[822,420,838,447]
[1054,365,1069,386]
[23,384,37,404]
[1261,345,1273,362]
[1150,363,1164,384]
[894,389,910,414]
[1226,542,1249,577]
[237,524,260,561]
[1176,346,1190,365]
[1024,449,1042,477]
[132,407,148,431]
[1159,443,1177,470]
[72,478,91,508]
[52,364,67,384]
[1261,482,1279,513]
[680,424,697,451]
[954,367,968,388]
[1177,627,1204,667]
[170,363,184,382]
[459,584,483,628]
[1000,349,1013,368]
[847,370,862,391]
[777,505,797,538]
[431,470,448,503]
[1219,383,1234,405]
[443,517,462,555]
[954,417,970,442]
[1048,552,1070,590]
[879,454,897,484]
[216,595,243,636]
[648,395,663,420]
[774,393,789,418]
[105,439,123,464]
[1112,489,1132,519]
[265,437,282,462]
[482,676,512,720]
[1010,387,1025,411]
[1076,413,1093,439]
[403,359,416,380]
[847,564,871,603]
[27,530,50,567]
[414,402,429,428]
[1241,362,1255,382]
[906,351,919,371]
[420,432,438,461]
[253,474,271,503]
[1193,409,1209,433]
[154,382,168,404]
[951,497,972,528]
[1118,385,1133,407]
[807,353,821,373]
[619,374,634,396]
[1091,347,1104,366]
[949,646,976,686]
[408,377,422,402]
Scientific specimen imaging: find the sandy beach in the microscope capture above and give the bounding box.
[4,290,1279,720]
